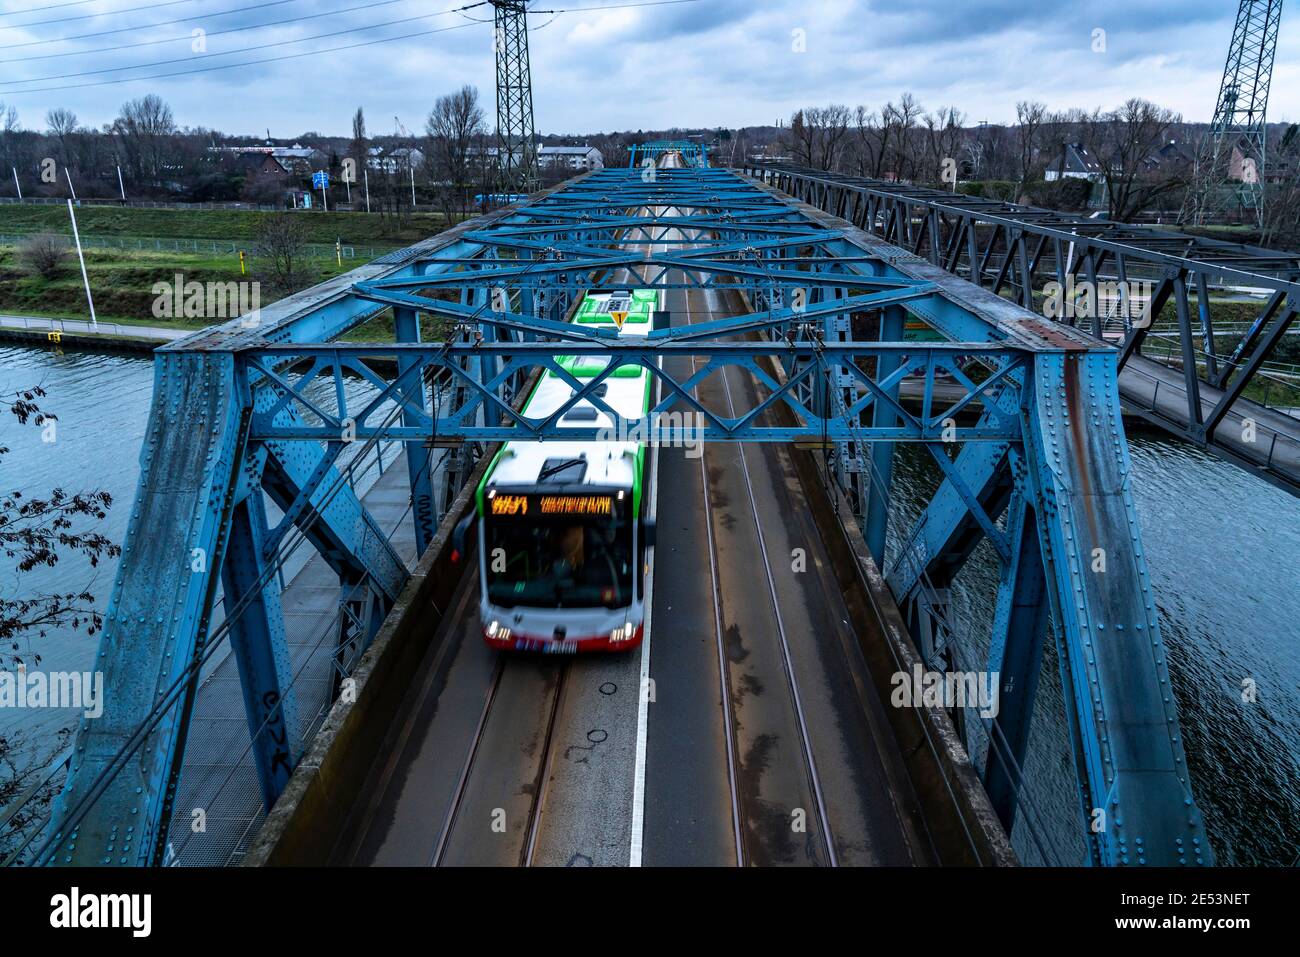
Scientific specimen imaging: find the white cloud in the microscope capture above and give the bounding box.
[0,0,1292,133]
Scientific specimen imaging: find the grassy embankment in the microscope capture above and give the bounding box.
[0,206,449,331]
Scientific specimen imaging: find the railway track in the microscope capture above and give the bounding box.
[430,654,571,867]
[676,267,838,866]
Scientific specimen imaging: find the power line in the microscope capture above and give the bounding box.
[1,0,204,31]
[0,2,485,84]
[0,0,127,17]
[5,0,410,62]
[1,18,482,93]
[531,0,705,13]
[0,0,301,51]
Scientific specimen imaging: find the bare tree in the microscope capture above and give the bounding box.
[1262,125,1300,250]
[882,93,925,181]
[851,106,886,177]
[1079,98,1185,221]
[111,94,176,185]
[349,106,368,187]
[0,387,118,859]
[786,109,813,167]
[922,106,966,185]
[1,387,119,653]
[254,214,309,293]
[784,104,853,171]
[0,101,19,172]
[426,85,486,223]
[45,108,77,169]
[1014,100,1048,195]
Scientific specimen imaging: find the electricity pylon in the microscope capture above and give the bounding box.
[1184,0,1285,227]
[491,1,539,194]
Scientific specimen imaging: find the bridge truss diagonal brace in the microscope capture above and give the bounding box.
[254,391,408,611]
[1019,350,1212,866]
[47,353,251,866]
[219,487,301,813]
[886,357,1213,866]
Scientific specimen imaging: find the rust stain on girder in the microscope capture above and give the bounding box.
[1062,356,1102,547]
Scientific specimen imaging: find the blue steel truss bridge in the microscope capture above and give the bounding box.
[6,155,1221,870]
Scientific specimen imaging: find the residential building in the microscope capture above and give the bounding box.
[539,145,604,171]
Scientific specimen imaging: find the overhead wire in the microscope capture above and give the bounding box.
[0,18,484,93]
[0,0,303,50]
[5,0,423,65]
[0,0,207,31]
[0,1,486,84]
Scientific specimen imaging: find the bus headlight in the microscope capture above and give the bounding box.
[487,620,511,641]
[609,622,635,643]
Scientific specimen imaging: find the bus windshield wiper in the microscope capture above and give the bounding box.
[536,457,586,482]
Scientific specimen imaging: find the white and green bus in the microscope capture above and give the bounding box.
[457,289,658,653]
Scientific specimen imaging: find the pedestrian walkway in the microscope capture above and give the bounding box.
[0,314,182,341]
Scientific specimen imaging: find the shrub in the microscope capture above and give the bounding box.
[18,234,69,280]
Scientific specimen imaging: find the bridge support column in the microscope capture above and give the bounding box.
[219,488,300,811]
[983,483,1048,832]
[865,304,906,564]
[394,306,435,555]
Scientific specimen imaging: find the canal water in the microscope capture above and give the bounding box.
[2,343,1298,865]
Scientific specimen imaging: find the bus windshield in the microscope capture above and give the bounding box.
[485,510,633,609]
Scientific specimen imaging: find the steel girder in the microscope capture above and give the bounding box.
[238,167,1207,864]
[42,354,405,866]
[36,197,547,868]
[43,166,1212,868]
[629,141,709,169]
[750,164,1300,498]
[242,341,1027,445]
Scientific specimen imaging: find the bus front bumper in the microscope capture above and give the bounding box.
[483,623,644,654]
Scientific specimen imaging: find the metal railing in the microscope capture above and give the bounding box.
[0,315,173,340]
[0,231,384,261]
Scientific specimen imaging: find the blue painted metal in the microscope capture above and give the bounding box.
[630,140,709,169]
[983,483,1048,831]
[40,164,1212,868]
[46,352,249,866]
[394,307,436,555]
[866,305,906,564]
[243,341,1029,445]
[219,490,300,811]
[754,163,1300,498]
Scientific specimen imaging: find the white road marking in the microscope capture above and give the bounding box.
[628,277,667,867]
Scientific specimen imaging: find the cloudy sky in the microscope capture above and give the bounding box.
[1,0,1297,136]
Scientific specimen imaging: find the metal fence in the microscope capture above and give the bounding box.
[0,315,174,340]
[0,232,386,260]
[0,196,283,211]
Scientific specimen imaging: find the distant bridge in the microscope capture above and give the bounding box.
[749,164,1300,498]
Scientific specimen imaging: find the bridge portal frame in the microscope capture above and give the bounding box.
[40,167,1211,868]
